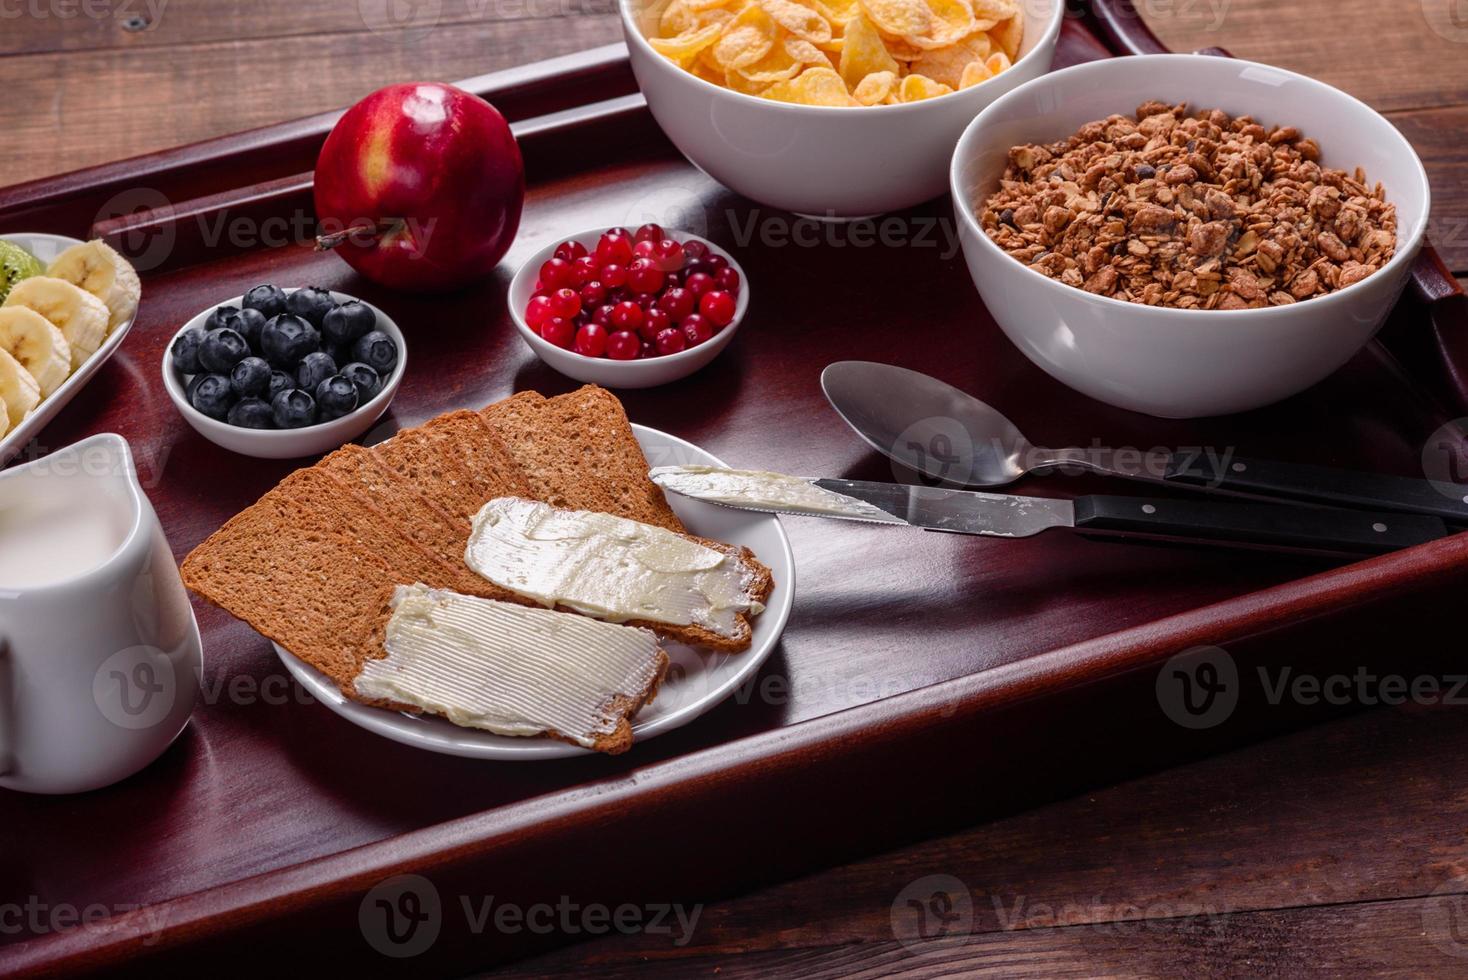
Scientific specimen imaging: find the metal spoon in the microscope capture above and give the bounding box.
[819,361,1468,523]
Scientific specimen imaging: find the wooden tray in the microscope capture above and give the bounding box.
[4,4,1468,976]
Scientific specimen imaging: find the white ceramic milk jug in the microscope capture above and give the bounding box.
[0,433,202,794]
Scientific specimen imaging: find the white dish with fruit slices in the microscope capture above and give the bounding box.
[275,423,795,761]
[0,233,138,467]
[162,288,407,460]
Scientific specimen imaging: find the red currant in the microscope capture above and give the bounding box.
[607,330,641,360]
[634,222,665,244]
[553,240,587,263]
[548,287,581,319]
[699,290,736,327]
[627,258,665,294]
[592,303,615,327]
[539,257,575,290]
[630,291,658,309]
[525,294,554,328]
[640,341,657,359]
[681,314,714,346]
[609,301,644,332]
[574,323,608,357]
[685,272,715,298]
[703,254,729,276]
[540,316,575,348]
[580,281,607,308]
[633,239,657,260]
[651,239,685,272]
[655,326,687,355]
[600,262,628,289]
[642,307,671,342]
[595,231,634,267]
[683,240,709,262]
[655,287,695,321]
[571,255,599,287]
[715,266,741,293]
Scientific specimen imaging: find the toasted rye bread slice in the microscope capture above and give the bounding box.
[480,385,687,533]
[467,499,776,654]
[372,421,495,524]
[317,444,516,602]
[180,470,402,701]
[417,411,532,508]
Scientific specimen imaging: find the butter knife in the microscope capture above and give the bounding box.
[649,467,1448,557]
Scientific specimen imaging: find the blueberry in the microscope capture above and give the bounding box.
[226,398,276,429]
[259,314,319,369]
[321,300,376,346]
[339,362,381,402]
[351,330,398,376]
[296,351,337,392]
[315,375,360,421]
[223,307,267,353]
[171,326,206,375]
[267,370,294,401]
[271,388,318,428]
[199,328,250,373]
[229,356,271,398]
[242,284,288,318]
[185,372,207,403]
[325,341,354,368]
[189,374,235,420]
[285,287,337,327]
[204,305,239,333]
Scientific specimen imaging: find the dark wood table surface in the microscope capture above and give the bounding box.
[6,3,1468,976]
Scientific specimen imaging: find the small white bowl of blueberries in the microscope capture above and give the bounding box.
[162,284,406,459]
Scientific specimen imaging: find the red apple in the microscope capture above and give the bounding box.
[314,82,523,292]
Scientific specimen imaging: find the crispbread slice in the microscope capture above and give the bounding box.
[621,535,774,653]
[180,471,400,694]
[481,385,687,533]
[316,444,503,596]
[417,410,532,507]
[371,423,489,522]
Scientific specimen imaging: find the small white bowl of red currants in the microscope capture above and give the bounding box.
[508,225,748,388]
[162,285,407,459]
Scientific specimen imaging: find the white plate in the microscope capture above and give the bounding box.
[276,423,795,760]
[0,233,137,466]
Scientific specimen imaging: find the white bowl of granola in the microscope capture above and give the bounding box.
[951,54,1431,418]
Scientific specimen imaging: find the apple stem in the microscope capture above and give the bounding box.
[315,218,406,252]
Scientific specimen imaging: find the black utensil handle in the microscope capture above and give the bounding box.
[1162,452,1468,524]
[1072,495,1449,556]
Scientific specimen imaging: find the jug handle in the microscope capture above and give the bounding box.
[0,637,11,776]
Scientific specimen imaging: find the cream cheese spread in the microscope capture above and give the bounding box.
[648,465,895,521]
[353,584,663,747]
[465,497,761,640]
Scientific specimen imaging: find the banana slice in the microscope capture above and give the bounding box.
[47,240,140,333]
[3,276,109,371]
[0,392,9,439]
[0,347,40,429]
[0,307,71,398]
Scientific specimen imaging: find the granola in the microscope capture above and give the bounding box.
[979,103,1397,310]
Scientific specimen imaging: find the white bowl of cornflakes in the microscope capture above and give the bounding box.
[622,0,1064,217]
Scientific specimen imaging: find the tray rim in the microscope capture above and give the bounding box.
[3,7,1468,975]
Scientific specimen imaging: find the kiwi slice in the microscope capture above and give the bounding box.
[0,241,45,305]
